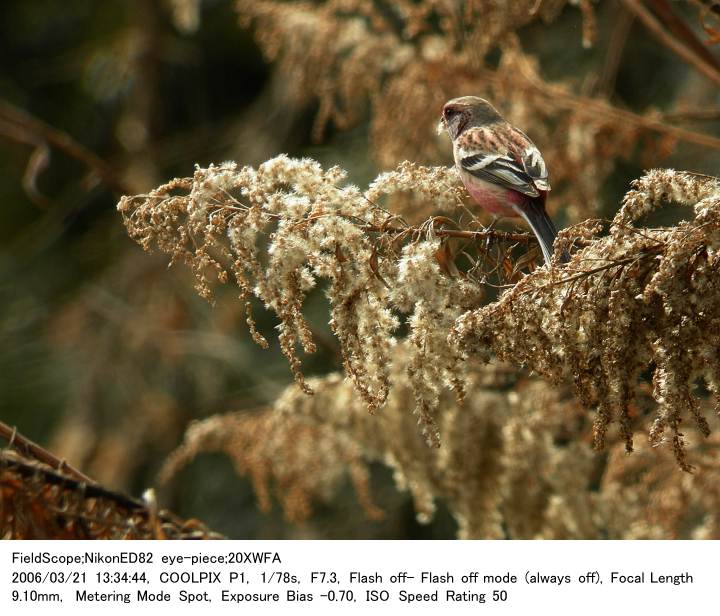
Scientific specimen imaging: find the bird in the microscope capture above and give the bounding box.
[438,96,565,265]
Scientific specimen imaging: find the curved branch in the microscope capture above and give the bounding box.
[0,98,134,196]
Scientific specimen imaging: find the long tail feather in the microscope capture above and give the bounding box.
[513,201,567,266]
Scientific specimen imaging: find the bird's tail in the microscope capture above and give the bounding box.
[514,200,568,266]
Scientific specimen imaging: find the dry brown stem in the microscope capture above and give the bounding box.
[620,0,720,86]
[1,449,222,539]
[0,420,95,484]
[0,98,134,196]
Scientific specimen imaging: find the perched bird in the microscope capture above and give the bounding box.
[439,96,564,265]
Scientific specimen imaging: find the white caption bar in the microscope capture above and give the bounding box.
[0,540,711,615]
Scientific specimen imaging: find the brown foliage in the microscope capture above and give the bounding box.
[161,345,720,538]
[453,170,720,470]
[109,0,720,538]
[10,0,720,539]
[1,450,221,539]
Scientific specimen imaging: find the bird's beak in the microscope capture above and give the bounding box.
[436,117,446,135]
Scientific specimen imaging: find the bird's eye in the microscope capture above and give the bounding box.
[444,108,458,120]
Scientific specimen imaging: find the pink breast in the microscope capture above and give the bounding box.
[462,173,524,218]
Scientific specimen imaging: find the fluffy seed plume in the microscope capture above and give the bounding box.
[452,169,720,470]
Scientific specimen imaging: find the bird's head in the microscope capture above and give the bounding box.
[438,96,503,140]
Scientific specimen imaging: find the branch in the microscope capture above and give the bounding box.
[598,2,635,96]
[0,98,135,196]
[619,0,720,87]
[360,224,536,244]
[2,451,138,509]
[662,107,720,121]
[0,419,95,485]
[503,52,720,151]
[648,0,720,70]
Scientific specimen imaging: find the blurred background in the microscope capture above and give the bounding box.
[2,0,720,538]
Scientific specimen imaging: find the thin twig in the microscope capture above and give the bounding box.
[598,2,635,96]
[0,420,95,484]
[502,54,720,151]
[619,0,720,87]
[360,223,535,243]
[539,251,659,289]
[648,0,720,71]
[0,98,134,196]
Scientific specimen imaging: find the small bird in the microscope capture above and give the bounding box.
[439,96,564,265]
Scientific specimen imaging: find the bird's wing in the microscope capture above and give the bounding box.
[457,127,550,198]
[460,152,540,197]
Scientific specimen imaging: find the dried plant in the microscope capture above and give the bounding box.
[160,349,577,538]
[601,433,720,539]
[235,0,720,224]
[454,169,720,470]
[112,1,720,537]
[161,343,720,538]
[119,156,537,446]
[0,449,222,539]
[121,159,720,476]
